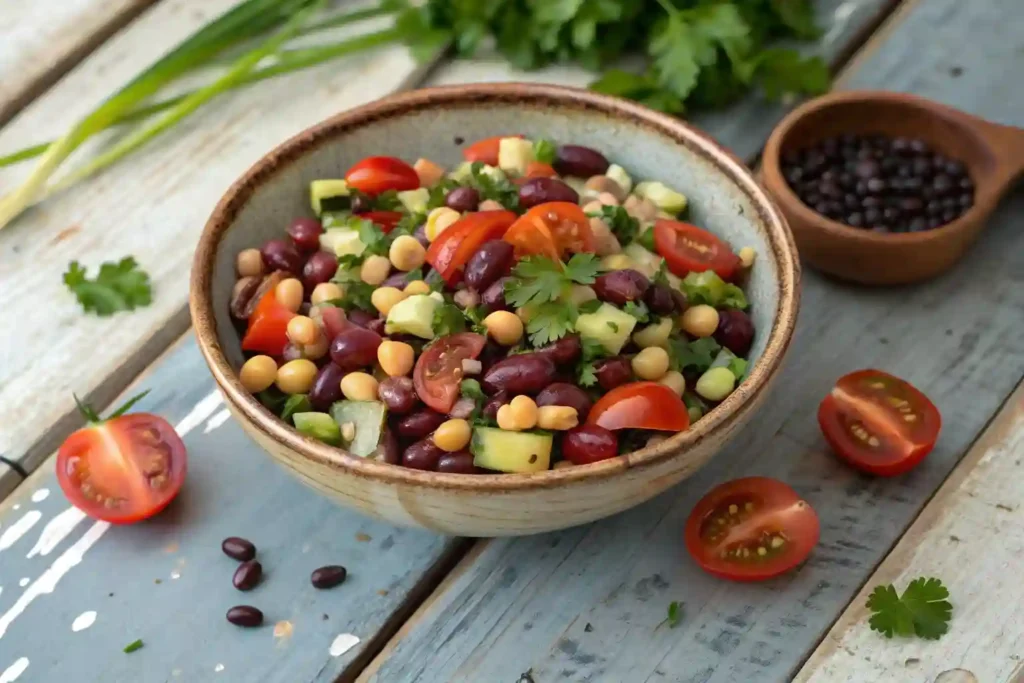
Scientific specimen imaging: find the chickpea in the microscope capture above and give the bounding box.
[537,405,579,431]
[360,255,392,286]
[286,315,318,346]
[569,285,598,306]
[515,307,534,324]
[631,346,670,380]
[311,282,344,306]
[303,333,329,361]
[239,355,277,392]
[681,304,720,338]
[483,310,524,346]
[377,340,415,377]
[739,246,756,269]
[597,191,620,206]
[695,367,736,402]
[389,235,427,272]
[497,395,538,431]
[425,207,461,242]
[589,217,622,256]
[371,286,408,316]
[433,419,472,452]
[236,248,264,278]
[658,370,686,396]
[340,372,380,402]
[275,358,318,394]
[601,254,633,271]
[275,278,304,313]
[404,280,431,296]
[478,199,505,211]
[583,175,627,202]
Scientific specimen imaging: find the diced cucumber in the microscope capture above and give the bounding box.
[310,180,350,215]
[606,164,633,194]
[634,181,687,215]
[293,412,342,446]
[633,317,673,349]
[498,137,535,176]
[397,188,430,214]
[574,303,637,355]
[622,243,682,288]
[330,400,387,457]
[320,228,365,258]
[449,161,474,183]
[385,294,440,339]
[471,427,552,473]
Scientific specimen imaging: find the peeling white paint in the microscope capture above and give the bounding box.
[30,489,49,503]
[329,633,360,657]
[214,664,224,673]
[71,610,96,632]
[17,579,27,588]
[0,511,42,553]
[0,657,28,682]
[203,408,231,434]
[170,570,181,580]
[26,507,87,559]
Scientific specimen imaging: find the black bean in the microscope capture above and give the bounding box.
[227,606,264,627]
[233,560,262,591]
[445,186,480,212]
[222,537,256,562]
[311,565,348,589]
[464,240,514,291]
[554,145,609,177]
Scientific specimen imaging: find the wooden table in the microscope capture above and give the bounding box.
[0,1,1021,681]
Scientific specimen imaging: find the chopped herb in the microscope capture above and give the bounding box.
[427,177,460,210]
[504,254,604,347]
[622,300,650,323]
[867,577,952,640]
[590,205,640,245]
[468,162,519,209]
[578,299,602,314]
[607,321,620,332]
[391,211,423,238]
[432,301,467,336]
[533,138,557,164]
[63,257,152,316]
[256,387,288,413]
[370,189,402,211]
[336,253,365,270]
[123,639,144,653]
[668,336,721,373]
[652,260,670,286]
[460,379,486,401]
[667,601,683,628]
[681,270,748,310]
[576,337,608,388]
[525,301,577,346]
[464,305,489,335]
[355,217,391,256]
[638,227,657,252]
[727,356,748,380]
[328,271,376,313]
[280,394,312,422]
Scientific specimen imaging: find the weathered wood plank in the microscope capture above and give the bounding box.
[795,380,1024,683]
[0,460,19,504]
[359,0,1024,680]
[0,332,458,683]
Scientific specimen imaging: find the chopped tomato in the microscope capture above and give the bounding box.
[653,219,741,281]
[57,394,187,524]
[685,477,819,582]
[357,210,403,232]
[345,156,419,195]
[586,382,689,431]
[462,134,521,166]
[504,202,594,259]
[414,333,487,413]
[426,210,517,284]
[242,288,296,356]
[818,369,941,476]
[525,161,557,178]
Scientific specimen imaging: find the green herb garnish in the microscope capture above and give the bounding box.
[505,254,603,346]
[667,601,683,628]
[590,205,640,246]
[533,139,557,164]
[123,639,144,654]
[668,336,721,374]
[867,578,952,640]
[64,257,152,316]
[432,301,468,337]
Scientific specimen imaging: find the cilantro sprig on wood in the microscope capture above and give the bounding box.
[504,254,603,347]
[63,257,153,316]
[866,577,952,640]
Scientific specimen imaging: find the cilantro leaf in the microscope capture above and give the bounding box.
[668,336,721,373]
[681,270,749,310]
[280,394,312,423]
[525,301,576,347]
[727,356,748,380]
[576,336,608,387]
[589,205,639,245]
[867,578,952,640]
[623,300,650,323]
[433,301,468,337]
[329,271,376,313]
[753,49,830,100]
[64,257,152,316]
[562,252,603,285]
[505,257,569,308]
[468,162,519,209]
[464,305,489,334]
[460,378,486,401]
[533,138,557,164]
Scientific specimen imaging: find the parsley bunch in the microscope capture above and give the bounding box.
[505,254,603,347]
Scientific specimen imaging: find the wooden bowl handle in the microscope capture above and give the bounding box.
[974,118,1024,193]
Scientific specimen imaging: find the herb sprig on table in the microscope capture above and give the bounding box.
[866,577,952,640]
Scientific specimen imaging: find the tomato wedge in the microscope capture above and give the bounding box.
[685,477,819,582]
[504,202,594,259]
[57,394,187,524]
[357,210,403,232]
[414,333,487,413]
[242,288,296,356]
[818,369,941,476]
[426,210,517,283]
[345,156,419,195]
[462,134,521,166]
[653,219,741,281]
[525,161,557,178]
[587,382,690,432]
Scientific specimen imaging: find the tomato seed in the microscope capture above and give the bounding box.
[770,536,785,549]
[222,537,256,562]
[233,560,263,591]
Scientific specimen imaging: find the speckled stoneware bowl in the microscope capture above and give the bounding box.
[190,83,800,537]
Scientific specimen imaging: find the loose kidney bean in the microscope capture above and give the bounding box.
[287,217,323,252]
[563,425,619,465]
[482,391,509,420]
[593,269,650,304]
[396,408,446,439]
[378,376,419,415]
[311,565,348,589]
[227,606,264,627]
[464,240,514,291]
[481,277,511,313]
[714,309,755,356]
[379,428,401,464]
[536,383,593,421]
[445,186,480,212]
[518,177,579,209]
[303,251,338,292]
[594,357,632,390]
[555,145,609,178]
[261,238,303,274]
[437,451,483,474]
[329,327,382,371]
[645,283,677,315]
[221,537,256,562]
[309,363,346,410]
[481,354,556,395]
[232,560,262,591]
[402,439,444,471]
[534,335,582,365]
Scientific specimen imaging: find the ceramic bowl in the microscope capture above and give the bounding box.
[190,83,800,537]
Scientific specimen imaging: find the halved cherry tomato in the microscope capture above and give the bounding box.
[586,382,689,432]
[504,202,594,259]
[462,134,522,166]
[414,333,487,413]
[818,369,941,477]
[426,210,517,283]
[653,219,741,281]
[57,395,187,524]
[242,288,296,356]
[685,477,819,582]
[357,210,403,233]
[345,156,419,195]
[525,161,557,178]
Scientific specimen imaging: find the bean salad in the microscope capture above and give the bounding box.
[230,135,756,474]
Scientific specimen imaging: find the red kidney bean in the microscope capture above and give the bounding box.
[481,277,511,313]
[518,177,579,208]
[563,425,618,465]
[350,194,371,213]
[482,391,509,420]
[481,354,556,395]
[320,306,348,342]
[714,309,755,356]
[232,560,262,591]
[534,335,582,365]
[672,289,688,312]
[464,240,514,292]
[310,565,348,589]
[302,251,339,293]
[478,340,505,374]
[261,238,303,274]
[413,225,430,249]
[555,145,609,178]
[366,317,386,336]
[287,217,324,252]
[329,327,382,371]
[378,376,419,415]
[221,537,256,562]
[230,276,261,319]
[594,357,632,390]
[309,363,346,410]
[445,186,480,212]
[437,451,483,474]
[382,272,409,289]
[227,605,264,627]
[396,409,446,440]
[536,383,593,421]
[380,428,400,465]
[593,269,650,304]
[402,439,444,471]
[644,283,677,315]
[346,309,377,329]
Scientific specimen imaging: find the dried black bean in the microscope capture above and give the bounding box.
[221,537,256,562]
[233,560,263,591]
[227,605,264,627]
[311,565,348,589]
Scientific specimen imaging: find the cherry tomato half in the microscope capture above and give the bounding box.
[414,333,487,413]
[504,202,594,259]
[462,134,522,166]
[684,477,819,582]
[345,156,419,195]
[587,382,690,432]
[57,401,187,524]
[426,210,517,284]
[653,219,741,281]
[357,210,403,233]
[818,369,941,476]
[242,288,296,356]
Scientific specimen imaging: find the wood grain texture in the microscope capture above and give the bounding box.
[0,0,158,126]
[795,381,1024,683]
[0,332,459,683]
[0,460,19,503]
[361,0,1024,680]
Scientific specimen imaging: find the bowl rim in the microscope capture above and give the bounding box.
[190,82,800,492]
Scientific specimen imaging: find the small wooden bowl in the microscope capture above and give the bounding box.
[190,83,800,537]
[761,90,1024,285]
